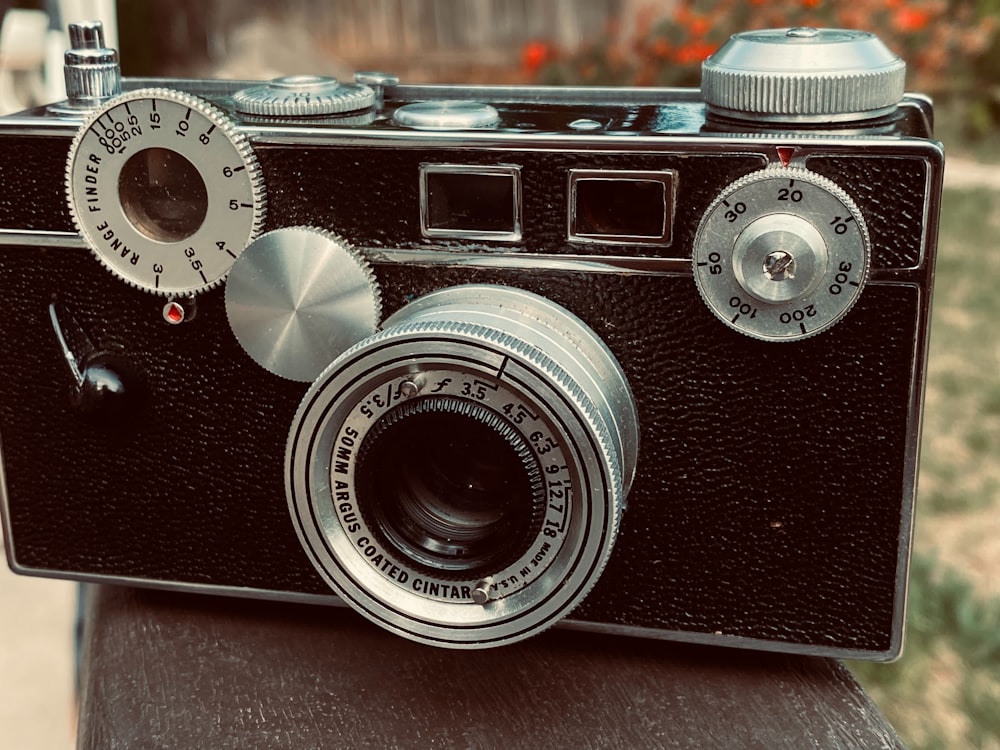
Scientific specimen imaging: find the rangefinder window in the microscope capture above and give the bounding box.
[420,164,522,242]
[568,170,675,246]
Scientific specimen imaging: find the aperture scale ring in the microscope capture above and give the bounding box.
[321,364,582,602]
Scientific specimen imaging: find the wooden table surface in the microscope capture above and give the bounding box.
[76,584,905,749]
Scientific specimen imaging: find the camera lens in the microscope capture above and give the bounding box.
[118,147,208,242]
[287,284,638,648]
[356,396,545,577]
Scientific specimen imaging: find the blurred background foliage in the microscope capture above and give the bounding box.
[10,0,993,100]
[527,0,1000,139]
[107,0,1000,141]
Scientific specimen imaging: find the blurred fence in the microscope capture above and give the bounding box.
[319,0,619,66]
[118,0,633,80]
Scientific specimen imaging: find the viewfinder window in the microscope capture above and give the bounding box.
[569,170,675,246]
[420,165,522,242]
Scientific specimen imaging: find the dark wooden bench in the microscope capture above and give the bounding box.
[75,584,906,748]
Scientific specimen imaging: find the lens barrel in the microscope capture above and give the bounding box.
[286,284,638,648]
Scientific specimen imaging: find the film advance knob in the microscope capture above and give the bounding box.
[692,166,871,341]
[225,227,382,382]
[701,27,906,123]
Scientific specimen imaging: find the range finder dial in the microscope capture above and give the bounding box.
[693,166,871,341]
[66,88,266,295]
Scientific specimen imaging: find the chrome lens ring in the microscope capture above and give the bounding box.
[286,284,638,648]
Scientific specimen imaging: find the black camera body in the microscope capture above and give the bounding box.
[0,25,942,658]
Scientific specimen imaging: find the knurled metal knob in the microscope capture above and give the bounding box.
[224,227,382,382]
[692,165,871,341]
[232,75,375,117]
[62,21,121,108]
[701,27,906,124]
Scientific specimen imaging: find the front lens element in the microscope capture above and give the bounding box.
[357,396,545,577]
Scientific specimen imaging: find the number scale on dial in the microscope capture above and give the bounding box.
[692,166,871,342]
[66,88,266,296]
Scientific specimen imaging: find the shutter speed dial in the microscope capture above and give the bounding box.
[693,166,871,341]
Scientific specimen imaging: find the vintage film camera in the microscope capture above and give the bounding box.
[0,23,942,658]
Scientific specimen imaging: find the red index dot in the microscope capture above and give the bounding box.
[777,146,796,167]
[163,302,185,325]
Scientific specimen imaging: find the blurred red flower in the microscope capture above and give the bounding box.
[522,41,552,75]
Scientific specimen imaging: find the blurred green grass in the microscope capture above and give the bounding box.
[849,185,1000,749]
[919,187,1000,516]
